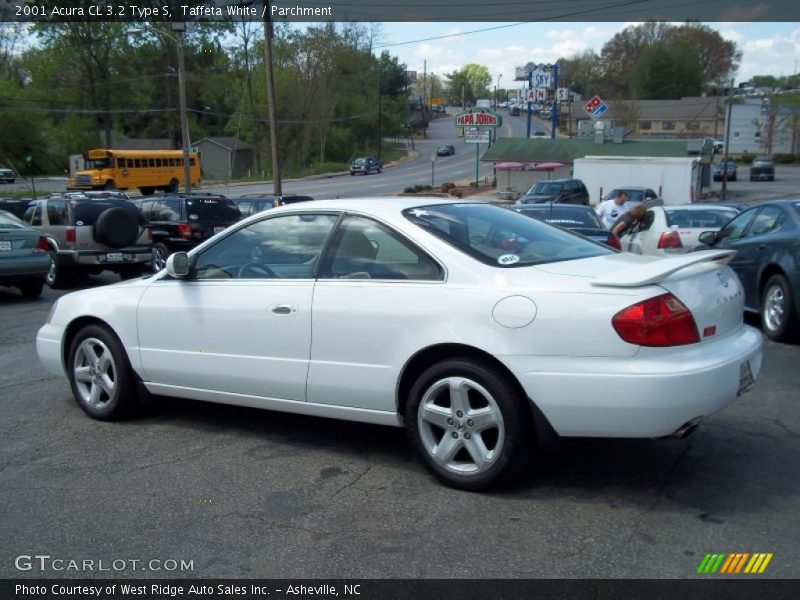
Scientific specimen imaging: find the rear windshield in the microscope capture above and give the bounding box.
[792,203,800,218]
[71,199,146,226]
[184,197,241,222]
[605,189,647,203]
[404,203,611,267]
[665,208,739,229]
[752,160,773,167]
[517,207,601,228]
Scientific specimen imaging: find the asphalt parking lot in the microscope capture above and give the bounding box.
[1,273,798,581]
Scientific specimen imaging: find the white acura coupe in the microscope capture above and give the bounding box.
[37,198,763,490]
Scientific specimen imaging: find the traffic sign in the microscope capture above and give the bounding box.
[465,130,491,144]
[583,95,608,119]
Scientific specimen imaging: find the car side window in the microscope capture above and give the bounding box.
[153,199,181,222]
[22,202,42,226]
[46,199,68,226]
[716,209,755,242]
[320,215,443,281]
[137,200,154,220]
[637,210,655,231]
[235,200,254,217]
[192,213,338,280]
[746,206,784,237]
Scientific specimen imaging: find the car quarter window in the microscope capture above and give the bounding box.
[46,198,68,226]
[192,213,338,280]
[746,206,784,237]
[716,209,755,242]
[22,201,41,226]
[320,215,443,281]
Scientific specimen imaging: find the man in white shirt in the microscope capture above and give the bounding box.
[596,190,633,230]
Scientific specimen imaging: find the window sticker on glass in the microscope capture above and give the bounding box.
[498,254,520,266]
[189,214,199,221]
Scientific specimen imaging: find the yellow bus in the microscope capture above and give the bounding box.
[68,149,202,195]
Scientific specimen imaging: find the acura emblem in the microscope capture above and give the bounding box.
[717,273,729,288]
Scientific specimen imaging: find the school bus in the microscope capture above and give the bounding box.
[67,149,202,195]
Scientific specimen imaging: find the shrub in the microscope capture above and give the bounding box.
[773,153,798,164]
[441,182,455,193]
[448,188,463,198]
[413,184,424,192]
[737,152,755,164]
[423,185,432,191]
[403,186,416,194]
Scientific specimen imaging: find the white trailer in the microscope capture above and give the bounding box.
[573,156,703,206]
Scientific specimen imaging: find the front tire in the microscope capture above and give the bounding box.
[406,358,534,491]
[67,324,139,420]
[18,278,44,299]
[761,274,798,342]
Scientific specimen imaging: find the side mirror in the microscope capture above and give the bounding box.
[166,252,190,278]
[698,231,717,246]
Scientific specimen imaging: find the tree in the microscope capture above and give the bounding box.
[601,22,739,97]
[630,41,703,100]
[444,63,491,106]
[556,50,606,97]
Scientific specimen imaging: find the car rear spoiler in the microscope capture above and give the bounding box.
[591,250,736,288]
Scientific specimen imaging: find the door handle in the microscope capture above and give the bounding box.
[271,304,296,315]
[757,245,766,251]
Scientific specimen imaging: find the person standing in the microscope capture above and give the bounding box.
[596,190,633,230]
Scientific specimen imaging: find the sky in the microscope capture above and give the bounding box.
[372,22,800,90]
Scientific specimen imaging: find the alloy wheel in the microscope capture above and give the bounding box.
[72,337,117,411]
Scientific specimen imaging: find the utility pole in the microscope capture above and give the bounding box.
[174,25,192,194]
[263,2,282,195]
[721,77,734,201]
[377,64,382,160]
[422,59,427,139]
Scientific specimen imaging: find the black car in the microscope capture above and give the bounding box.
[518,178,590,206]
[349,156,382,176]
[0,197,35,219]
[437,145,455,156]
[132,193,242,271]
[511,204,621,250]
[698,199,800,342]
[712,161,737,182]
[232,194,314,217]
[750,158,775,182]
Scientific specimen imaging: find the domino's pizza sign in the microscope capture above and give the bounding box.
[583,95,608,119]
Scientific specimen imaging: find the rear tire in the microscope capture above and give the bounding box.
[45,252,69,289]
[761,274,798,342]
[406,358,534,491]
[67,324,139,420]
[167,179,179,193]
[140,187,155,196]
[103,180,116,190]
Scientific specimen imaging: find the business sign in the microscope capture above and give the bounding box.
[583,95,608,119]
[465,130,491,144]
[455,110,501,127]
[536,88,547,101]
[557,87,569,102]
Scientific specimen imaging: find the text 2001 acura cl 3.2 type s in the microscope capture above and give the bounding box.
[36,198,762,490]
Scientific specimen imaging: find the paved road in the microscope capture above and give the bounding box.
[1,275,798,579]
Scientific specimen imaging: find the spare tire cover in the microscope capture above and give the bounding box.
[93,207,140,248]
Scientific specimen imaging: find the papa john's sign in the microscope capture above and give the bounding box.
[455,109,501,127]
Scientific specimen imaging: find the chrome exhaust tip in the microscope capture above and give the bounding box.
[671,419,702,439]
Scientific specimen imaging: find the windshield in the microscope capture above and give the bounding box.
[404,203,612,267]
[354,158,367,165]
[518,207,601,228]
[84,158,112,170]
[527,181,563,196]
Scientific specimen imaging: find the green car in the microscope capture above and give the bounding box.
[0,210,50,298]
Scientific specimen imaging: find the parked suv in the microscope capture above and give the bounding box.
[750,158,775,181]
[21,194,152,288]
[712,161,737,181]
[132,193,241,271]
[518,178,590,205]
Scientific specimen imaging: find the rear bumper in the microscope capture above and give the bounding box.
[503,325,763,438]
[0,254,50,281]
[57,249,152,268]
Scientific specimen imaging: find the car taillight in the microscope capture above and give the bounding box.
[612,293,700,347]
[657,230,682,249]
[177,223,192,239]
[35,236,49,253]
[65,228,76,244]
[606,234,621,250]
